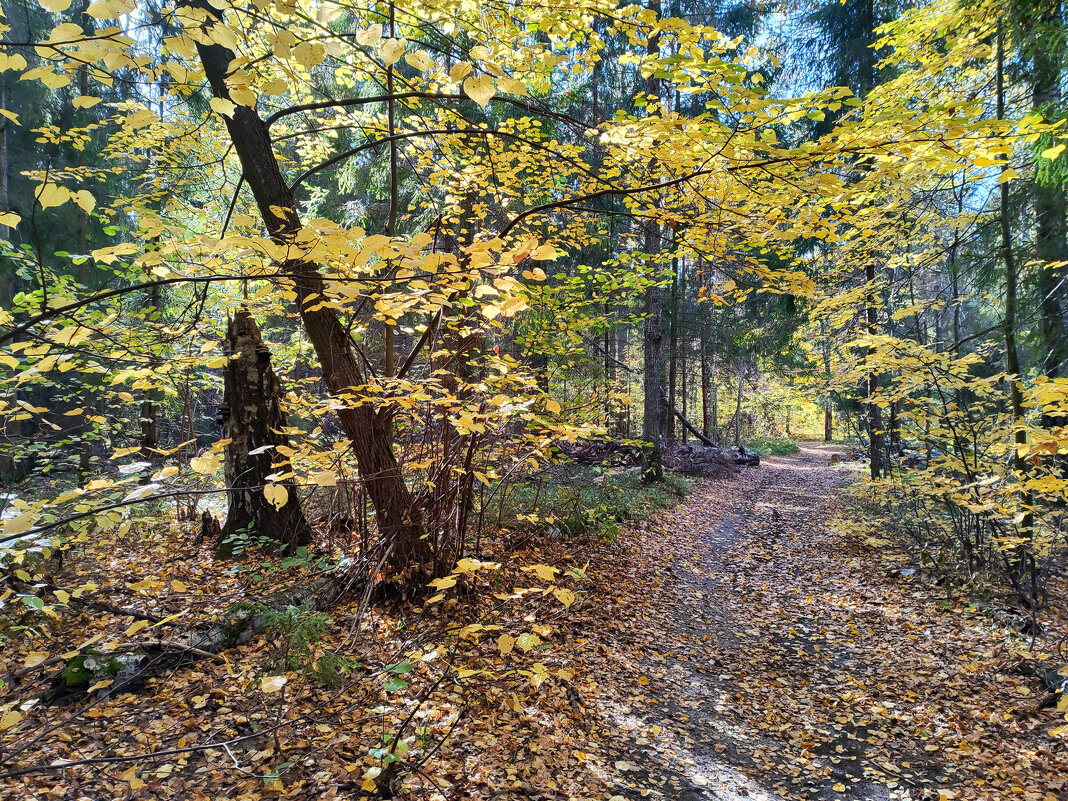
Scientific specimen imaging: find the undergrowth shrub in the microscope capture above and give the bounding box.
[748,437,800,456]
[499,467,694,542]
[260,606,356,686]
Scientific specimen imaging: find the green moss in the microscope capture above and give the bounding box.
[59,656,92,687]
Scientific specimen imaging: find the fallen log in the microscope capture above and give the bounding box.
[46,569,356,702]
[670,405,716,448]
[669,404,757,463]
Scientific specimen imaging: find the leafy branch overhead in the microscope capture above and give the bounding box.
[1,0,1067,798]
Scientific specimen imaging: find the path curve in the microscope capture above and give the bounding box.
[588,442,1063,801]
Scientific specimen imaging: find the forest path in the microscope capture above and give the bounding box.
[582,442,1062,801]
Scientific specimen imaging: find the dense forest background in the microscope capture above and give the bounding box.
[1,0,1067,797]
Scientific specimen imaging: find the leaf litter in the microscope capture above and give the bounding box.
[1,443,1065,800]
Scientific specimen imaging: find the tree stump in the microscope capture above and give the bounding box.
[216,310,312,557]
[198,510,221,544]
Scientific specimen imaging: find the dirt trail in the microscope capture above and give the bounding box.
[587,442,1064,801]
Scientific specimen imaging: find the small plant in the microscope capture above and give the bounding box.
[260,606,330,672]
[310,651,358,688]
[257,605,357,686]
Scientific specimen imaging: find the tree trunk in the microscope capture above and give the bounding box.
[615,322,629,437]
[140,282,161,457]
[821,323,833,441]
[998,22,1036,607]
[856,0,883,480]
[1032,4,1068,386]
[681,329,688,444]
[642,223,665,481]
[189,1,426,574]
[641,1,666,481]
[864,260,884,479]
[217,310,312,557]
[667,252,679,446]
[734,351,744,446]
[700,321,712,439]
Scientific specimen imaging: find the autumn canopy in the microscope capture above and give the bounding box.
[1,0,1067,797]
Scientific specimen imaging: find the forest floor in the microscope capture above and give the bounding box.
[564,441,1066,801]
[3,443,1066,801]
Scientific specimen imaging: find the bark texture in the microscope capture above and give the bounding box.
[217,310,311,557]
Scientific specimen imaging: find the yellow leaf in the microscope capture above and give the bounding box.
[210,96,236,118]
[833,784,846,793]
[35,183,70,209]
[264,483,289,510]
[531,243,557,260]
[293,41,325,69]
[230,87,256,107]
[553,587,576,609]
[0,211,16,228]
[404,50,433,72]
[84,0,107,15]
[54,589,70,604]
[125,619,149,636]
[171,579,188,593]
[1041,143,1065,160]
[997,168,1020,184]
[3,512,36,537]
[24,651,50,667]
[261,675,287,693]
[87,679,113,693]
[0,54,28,72]
[0,710,20,730]
[449,61,472,83]
[73,190,95,213]
[38,71,71,90]
[497,633,515,655]
[545,399,561,414]
[355,24,381,47]
[310,470,336,487]
[463,74,495,107]
[73,96,101,109]
[38,0,72,11]
[262,78,288,96]
[379,38,406,67]
[524,564,558,581]
[497,76,528,96]
[189,454,220,474]
[120,767,145,789]
[361,778,377,792]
